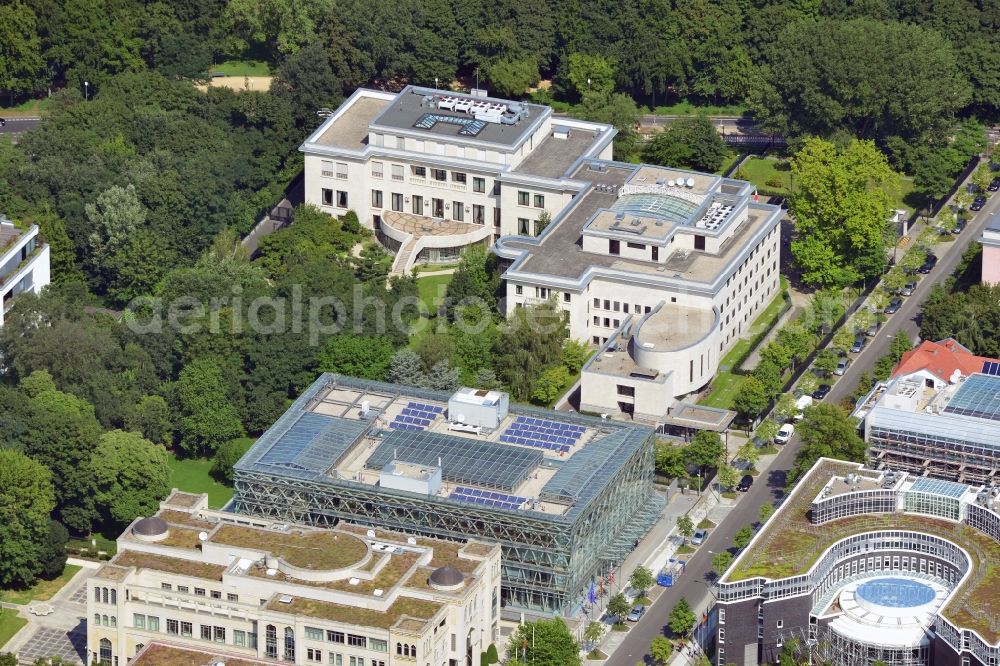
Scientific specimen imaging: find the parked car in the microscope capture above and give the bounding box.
[918,254,938,274]
[692,528,708,545]
[835,358,851,375]
[970,196,986,211]
[884,297,903,314]
[989,177,1000,192]
[737,474,754,492]
[0,118,6,127]
[794,394,813,421]
[627,605,646,622]
[851,335,867,353]
[900,281,918,296]
[775,423,795,444]
[952,218,967,234]
[813,384,832,400]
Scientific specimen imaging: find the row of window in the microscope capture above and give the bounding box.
[372,191,500,226]
[372,162,501,195]
[516,191,545,208]
[94,614,117,627]
[320,161,350,180]
[159,582,237,602]
[302,627,382,650]
[94,587,117,604]
[306,650,384,666]
[592,298,654,315]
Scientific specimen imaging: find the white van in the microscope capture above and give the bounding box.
[794,395,813,421]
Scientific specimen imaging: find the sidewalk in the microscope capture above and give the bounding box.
[584,446,783,665]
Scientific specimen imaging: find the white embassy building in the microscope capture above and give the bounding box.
[301,87,783,423]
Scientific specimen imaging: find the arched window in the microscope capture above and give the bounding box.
[283,626,295,662]
[110,589,117,604]
[110,616,117,628]
[396,643,402,656]
[94,613,101,626]
[410,644,416,657]
[265,625,278,659]
[99,638,112,666]
[102,588,109,604]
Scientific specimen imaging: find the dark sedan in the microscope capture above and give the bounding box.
[884,297,903,314]
[989,178,1000,192]
[918,254,938,274]
[813,384,832,400]
[970,196,986,211]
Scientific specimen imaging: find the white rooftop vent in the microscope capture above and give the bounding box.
[265,568,277,577]
[407,537,417,545]
[348,577,360,586]
[361,400,370,416]
[278,594,292,604]
[373,589,384,597]
[950,369,962,384]
[470,88,488,98]
[366,529,376,538]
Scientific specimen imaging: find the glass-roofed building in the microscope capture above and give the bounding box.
[232,374,661,616]
[854,339,1000,484]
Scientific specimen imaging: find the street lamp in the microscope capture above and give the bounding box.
[84,80,89,101]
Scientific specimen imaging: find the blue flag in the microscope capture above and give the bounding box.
[587,581,596,605]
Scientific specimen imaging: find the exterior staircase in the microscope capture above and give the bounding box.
[391,237,420,275]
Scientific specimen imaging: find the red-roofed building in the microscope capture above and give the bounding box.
[891,338,995,389]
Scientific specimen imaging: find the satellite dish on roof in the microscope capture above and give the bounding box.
[198,531,208,542]
[686,177,695,187]
[667,179,675,187]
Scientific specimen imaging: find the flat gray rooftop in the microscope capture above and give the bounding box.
[312,96,389,150]
[371,87,547,147]
[501,162,779,285]
[513,129,601,178]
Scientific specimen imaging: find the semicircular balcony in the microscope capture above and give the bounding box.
[379,211,493,274]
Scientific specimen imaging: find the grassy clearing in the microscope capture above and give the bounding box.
[167,455,234,509]
[66,530,118,558]
[209,59,273,77]
[738,155,918,212]
[0,611,27,649]
[1,565,82,605]
[408,273,454,349]
[413,262,460,273]
[0,97,51,116]
[649,101,747,116]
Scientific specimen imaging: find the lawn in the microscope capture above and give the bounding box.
[413,262,460,274]
[209,59,273,77]
[416,273,453,315]
[0,611,27,649]
[715,150,742,176]
[649,101,747,117]
[737,155,918,212]
[166,454,234,509]
[700,278,791,410]
[0,97,51,116]
[1,565,81,605]
[67,531,117,557]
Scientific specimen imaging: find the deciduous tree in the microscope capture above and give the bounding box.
[0,450,55,588]
[668,597,696,638]
[91,430,171,529]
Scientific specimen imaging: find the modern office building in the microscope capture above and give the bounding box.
[231,374,660,616]
[301,87,783,422]
[714,458,1000,666]
[853,338,1000,484]
[0,213,50,326]
[978,215,1000,285]
[87,489,501,666]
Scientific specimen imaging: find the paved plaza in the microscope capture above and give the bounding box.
[15,625,87,664]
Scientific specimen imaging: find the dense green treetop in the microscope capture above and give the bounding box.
[0,449,56,588]
[91,430,172,529]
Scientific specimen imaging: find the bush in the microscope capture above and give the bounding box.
[211,438,255,483]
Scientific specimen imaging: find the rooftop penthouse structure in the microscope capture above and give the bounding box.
[87,490,501,666]
[231,374,660,616]
[714,458,1000,666]
[853,339,1000,484]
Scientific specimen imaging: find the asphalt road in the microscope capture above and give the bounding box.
[0,117,40,139]
[606,181,1000,666]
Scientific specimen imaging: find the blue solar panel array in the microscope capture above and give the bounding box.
[499,416,584,454]
[391,401,445,432]
[982,361,1000,376]
[450,486,526,510]
[413,113,487,136]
